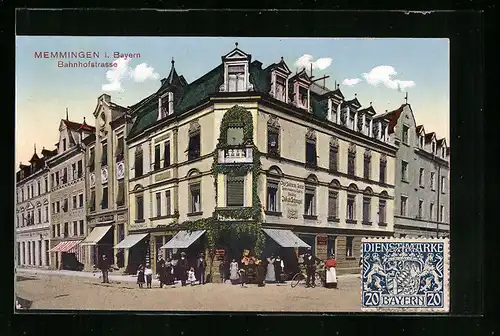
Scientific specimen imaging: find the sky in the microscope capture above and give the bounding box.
[15,37,449,164]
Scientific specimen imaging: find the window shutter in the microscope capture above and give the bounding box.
[226,175,244,206]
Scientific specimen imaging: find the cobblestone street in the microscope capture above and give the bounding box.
[16,270,362,312]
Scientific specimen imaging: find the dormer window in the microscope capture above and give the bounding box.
[431,141,436,154]
[298,86,308,108]
[419,136,424,148]
[441,147,446,158]
[275,76,286,102]
[158,92,174,119]
[228,65,245,92]
[62,139,67,151]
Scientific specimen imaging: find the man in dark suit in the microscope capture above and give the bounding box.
[302,247,320,288]
[178,252,189,286]
[196,253,207,285]
[99,255,110,283]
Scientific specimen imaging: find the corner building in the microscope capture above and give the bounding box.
[124,46,397,275]
[15,147,57,268]
[383,104,450,237]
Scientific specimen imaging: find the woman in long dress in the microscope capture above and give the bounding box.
[324,255,338,289]
[229,258,240,285]
[265,254,276,283]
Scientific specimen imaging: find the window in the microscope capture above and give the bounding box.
[45,206,48,222]
[348,151,356,176]
[401,161,409,182]
[56,201,60,213]
[189,183,201,213]
[154,144,161,170]
[430,172,436,190]
[441,147,446,158]
[37,209,41,224]
[56,224,60,237]
[329,145,338,172]
[347,194,356,220]
[159,93,169,118]
[101,186,108,209]
[420,136,424,148]
[72,163,77,179]
[226,174,245,207]
[328,190,338,219]
[136,195,144,220]
[156,192,162,217]
[165,190,172,216]
[304,187,316,216]
[418,200,424,218]
[72,195,77,209]
[402,125,409,145]
[363,197,371,223]
[64,222,69,238]
[79,194,84,207]
[55,172,60,186]
[116,136,125,163]
[400,196,408,216]
[419,168,424,187]
[298,86,308,108]
[432,142,436,154]
[77,160,83,178]
[363,153,371,179]
[266,180,279,212]
[227,127,244,146]
[228,64,245,92]
[379,199,386,224]
[188,132,201,161]
[31,185,34,197]
[73,221,78,236]
[37,181,41,195]
[63,139,67,151]
[79,220,84,236]
[346,237,354,257]
[430,203,435,221]
[440,205,445,222]
[267,128,280,156]
[21,189,24,201]
[88,148,95,172]
[116,180,125,207]
[327,236,336,257]
[89,189,96,212]
[275,75,286,101]
[163,141,171,168]
[441,176,446,193]
[134,148,143,178]
[101,143,108,166]
[305,140,317,167]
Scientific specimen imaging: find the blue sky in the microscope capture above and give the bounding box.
[16,37,449,163]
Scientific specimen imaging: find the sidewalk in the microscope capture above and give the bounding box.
[16,267,162,286]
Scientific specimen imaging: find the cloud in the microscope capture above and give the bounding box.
[362,65,415,92]
[102,59,160,92]
[342,78,361,86]
[294,54,333,71]
[130,63,160,83]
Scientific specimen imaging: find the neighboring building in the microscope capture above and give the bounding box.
[15,146,57,268]
[124,45,397,275]
[383,104,450,238]
[46,116,94,269]
[82,94,132,270]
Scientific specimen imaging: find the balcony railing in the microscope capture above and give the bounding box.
[218,146,253,164]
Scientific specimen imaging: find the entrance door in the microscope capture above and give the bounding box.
[327,236,336,258]
[298,234,316,256]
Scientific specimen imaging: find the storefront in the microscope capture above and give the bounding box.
[49,240,83,270]
[114,232,149,274]
[160,230,207,269]
[81,224,114,268]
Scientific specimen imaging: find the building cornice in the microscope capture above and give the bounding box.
[16,168,49,186]
[46,145,85,167]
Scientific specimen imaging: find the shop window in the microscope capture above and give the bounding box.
[327,236,336,258]
[346,237,354,257]
[226,174,245,207]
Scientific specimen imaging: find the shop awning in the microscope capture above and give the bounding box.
[161,230,206,249]
[80,225,112,246]
[262,228,311,248]
[114,233,149,249]
[49,240,82,253]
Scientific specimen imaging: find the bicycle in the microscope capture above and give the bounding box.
[290,264,324,288]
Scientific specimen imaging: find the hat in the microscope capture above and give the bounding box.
[181,252,186,256]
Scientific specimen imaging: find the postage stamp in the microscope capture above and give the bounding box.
[361,238,449,312]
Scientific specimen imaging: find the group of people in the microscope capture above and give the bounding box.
[136,252,207,288]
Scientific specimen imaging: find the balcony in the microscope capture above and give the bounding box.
[218,146,253,164]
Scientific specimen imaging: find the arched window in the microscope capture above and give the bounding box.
[328,180,340,221]
[266,166,282,213]
[304,174,318,217]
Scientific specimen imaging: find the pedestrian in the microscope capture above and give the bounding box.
[302,247,321,288]
[274,255,285,283]
[265,254,276,283]
[137,264,145,288]
[187,267,197,286]
[229,258,239,285]
[196,253,207,285]
[171,255,179,284]
[324,254,338,289]
[256,259,266,287]
[219,259,227,283]
[157,256,167,288]
[144,263,153,288]
[178,252,189,286]
[165,257,174,285]
[99,255,110,284]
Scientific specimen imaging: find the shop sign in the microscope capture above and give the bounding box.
[215,249,225,261]
[280,180,304,220]
[317,236,328,245]
[98,215,114,222]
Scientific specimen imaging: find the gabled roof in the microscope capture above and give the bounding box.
[159,59,188,90]
[416,125,425,135]
[289,68,312,84]
[28,153,40,163]
[63,119,95,133]
[221,45,251,61]
[437,138,447,147]
[268,57,292,75]
[345,97,361,109]
[358,105,377,116]
[425,132,437,143]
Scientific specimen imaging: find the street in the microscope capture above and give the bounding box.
[15,270,362,312]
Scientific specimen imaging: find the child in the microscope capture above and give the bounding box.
[187,267,196,286]
[137,264,145,288]
[144,263,153,288]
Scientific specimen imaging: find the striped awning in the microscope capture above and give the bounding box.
[262,228,311,248]
[49,240,82,253]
